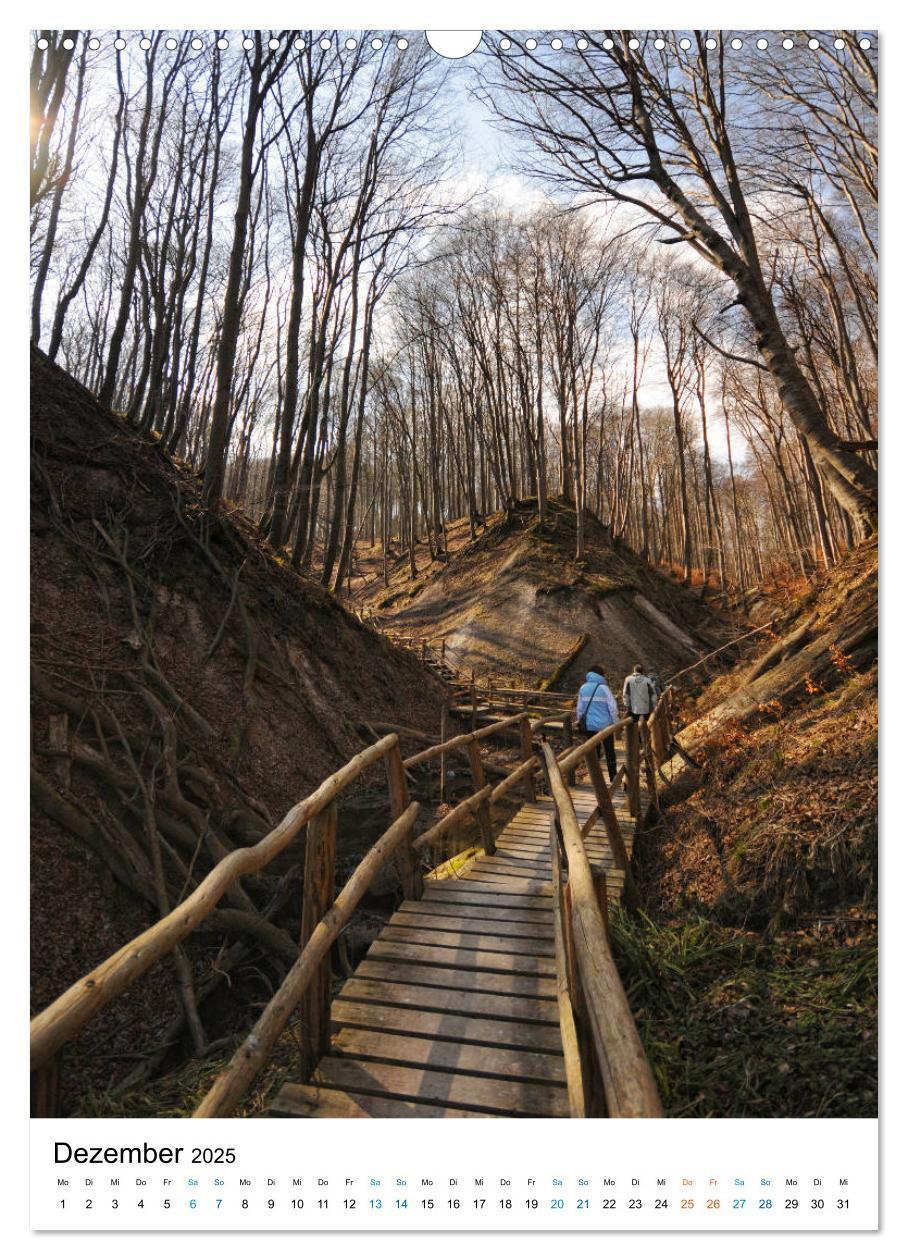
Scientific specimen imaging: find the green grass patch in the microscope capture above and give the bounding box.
[609,907,877,1118]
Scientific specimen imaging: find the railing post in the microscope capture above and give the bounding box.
[439,699,448,804]
[384,741,423,900]
[641,720,660,812]
[584,749,641,911]
[660,692,673,759]
[299,801,337,1082]
[625,720,641,817]
[649,701,665,763]
[31,1053,61,1118]
[561,714,576,786]
[466,738,496,856]
[470,670,477,731]
[520,715,537,803]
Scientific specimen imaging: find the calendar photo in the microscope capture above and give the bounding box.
[27,21,879,1233]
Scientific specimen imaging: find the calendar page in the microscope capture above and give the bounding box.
[26,9,881,1242]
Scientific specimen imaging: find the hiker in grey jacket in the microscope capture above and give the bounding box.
[623,663,656,721]
[575,666,619,780]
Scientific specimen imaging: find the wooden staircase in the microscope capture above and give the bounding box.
[269,782,640,1118]
[34,692,670,1120]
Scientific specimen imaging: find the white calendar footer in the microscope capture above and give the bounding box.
[31,1117,877,1231]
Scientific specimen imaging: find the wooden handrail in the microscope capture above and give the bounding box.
[529,714,554,733]
[402,711,526,768]
[557,717,632,776]
[663,623,774,686]
[30,734,398,1072]
[482,686,575,702]
[541,743,663,1118]
[647,687,673,766]
[32,666,674,1111]
[490,755,540,802]
[550,824,585,1118]
[412,784,493,851]
[194,800,420,1118]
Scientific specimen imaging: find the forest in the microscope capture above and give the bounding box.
[30,30,877,594]
[29,30,877,1121]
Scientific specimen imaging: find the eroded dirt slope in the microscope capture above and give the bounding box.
[30,346,444,1111]
[359,502,731,689]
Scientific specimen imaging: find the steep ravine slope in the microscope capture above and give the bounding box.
[363,502,731,688]
[611,543,878,1117]
[30,347,445,1112]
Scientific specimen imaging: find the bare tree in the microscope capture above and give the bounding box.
[485,30,877,535]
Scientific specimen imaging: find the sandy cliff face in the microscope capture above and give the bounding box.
[372,503,729,690]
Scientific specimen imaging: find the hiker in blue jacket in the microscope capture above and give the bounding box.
[575,666,619,781]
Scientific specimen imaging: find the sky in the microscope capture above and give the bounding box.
[426,57,747,460]
[36,32,761,468]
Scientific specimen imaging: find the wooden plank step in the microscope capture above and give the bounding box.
[453,874,553,895]
[356,958,557,998]
[332,1028,566,1084]
[494,831,551,844]
[470,854,551,870]
[338,978,559,1025]
[331,999,563,1052]
[390,912,551,942]
[467,866,551,882]
[491,847,550,861]
[312,1057,569,1117]
[464,866,552,882]
[269,1082,493,1118]
[454,864,551,879]
[496,836,609,856]
[495,835,630,853]
[381,924,555,957]
[498,824,552,838]
[421,886,554,910]
[474,846,550,862]
[367,938,556,977]
[394,900,552,927]
[473,850,551,867]
[491,844,548,858]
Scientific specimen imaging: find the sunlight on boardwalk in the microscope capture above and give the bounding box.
[270,785,639,1118]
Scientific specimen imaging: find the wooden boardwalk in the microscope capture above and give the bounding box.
[270,782,639,1118]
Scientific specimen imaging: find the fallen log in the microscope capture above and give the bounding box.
[745,614,818,684]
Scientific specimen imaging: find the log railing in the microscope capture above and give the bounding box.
[29,712,552,1111]
[382,631,576,723]
[195,801,420,1117]
[646,687,674,765]
[542,742,663,1118]
[555,717,642,912]
[30,734,401,1080]
[402,711,545,871]
[31,684,674,1119]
